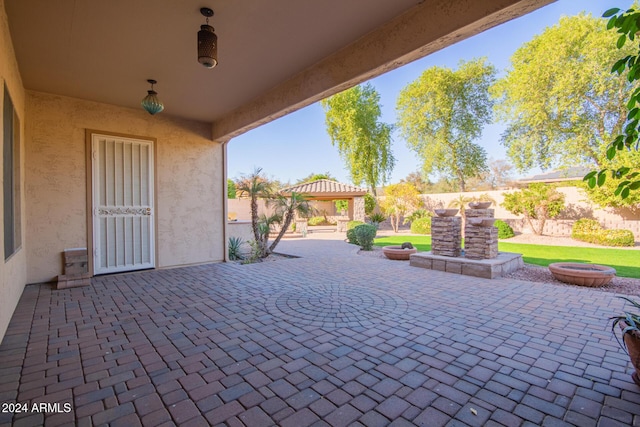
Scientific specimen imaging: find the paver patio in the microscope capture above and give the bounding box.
[0,235,639,426]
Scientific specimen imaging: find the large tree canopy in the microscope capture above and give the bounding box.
[396,58,495,192]
[321,83,394,195]
[321,83,395,194]
[492,13,636,172]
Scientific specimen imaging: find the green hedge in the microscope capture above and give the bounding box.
[410,217,431,235]
[494,219,515,239]
[571,219,635,247]
[354,224,377,250]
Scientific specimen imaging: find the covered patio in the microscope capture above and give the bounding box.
[0,237,637,426]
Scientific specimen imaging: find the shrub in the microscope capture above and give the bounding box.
[599,229,636,247]
[354,224,377,250]
[368,213,386,228]
[347,220,364,230]
[571,219,635,247]
[346,228,359,245]
[494,219,515,239]
[228,237,244,260]
[364,193,376,215]
[307,216,336,226]
[308,216,325,226]
[571,219,602,237]
[404,209,431,225]
[410,217,431,235]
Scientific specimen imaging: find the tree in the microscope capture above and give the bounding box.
[465,158,515,191]
[227,178,236,199]
[396,58,495,192]
[235,168,273,244]
[447,194,473,225]
[334,200,348,215]
[295,172,337,184]
[585,6,640,200]
[501,184,565,235]
[493,13,636,173]
[379,183,422,233]
[363,193,376,216]
[267,192,312,253]
[321,83,395,195]
[582,148,640,209]
[401,171,430,194]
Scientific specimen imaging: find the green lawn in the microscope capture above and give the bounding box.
[374,235,640,279]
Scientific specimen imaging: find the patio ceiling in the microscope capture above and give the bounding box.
[5,0,554,141]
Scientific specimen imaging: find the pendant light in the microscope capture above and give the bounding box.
[141,79,164,115]
[198,8,218,68]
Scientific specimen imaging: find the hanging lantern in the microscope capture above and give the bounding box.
[198,8,218,68]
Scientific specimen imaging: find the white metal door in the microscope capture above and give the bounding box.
[92,134,155,274]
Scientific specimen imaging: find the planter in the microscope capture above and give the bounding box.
[468,217,496,227]
[620,321,640,386]
[548,262,616,287]
[434,208,459,217]
[468,201,492,209]
[382,246,417,260]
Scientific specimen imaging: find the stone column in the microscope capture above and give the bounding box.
[353,196,365,222]
[464,209,498,260]
[431,217,462,257]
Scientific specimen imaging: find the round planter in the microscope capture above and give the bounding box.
[548,262,616,287]
[468,201,492,209]
[382,246,417,260]
[620,321,640,386]
[434,208,459,217]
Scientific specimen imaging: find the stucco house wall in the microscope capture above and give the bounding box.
[25,91,225,284]
[0,0,28,339]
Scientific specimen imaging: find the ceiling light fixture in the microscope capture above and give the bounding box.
[198,7,218,68]
[141,79,164,115]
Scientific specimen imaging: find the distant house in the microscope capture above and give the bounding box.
[518,167,592,184]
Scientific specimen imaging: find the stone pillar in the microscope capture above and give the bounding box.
[464,209,498,260]
[431,216,462,257]
[353,196,365,222]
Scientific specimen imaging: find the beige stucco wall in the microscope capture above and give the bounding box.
[25,91,224,284]
[0,0,28,340]
[417,187,640,237]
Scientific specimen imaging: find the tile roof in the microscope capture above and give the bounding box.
[281,179,368,196]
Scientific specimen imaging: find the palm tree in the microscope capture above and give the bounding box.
[256,213,282,258]
[235,168,272,242]
[267,192,312,253]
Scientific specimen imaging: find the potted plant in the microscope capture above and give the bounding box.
[610,297,640,386]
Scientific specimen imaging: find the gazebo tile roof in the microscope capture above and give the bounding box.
[281,179,367,196]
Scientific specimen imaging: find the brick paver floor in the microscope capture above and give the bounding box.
[1,235,639,426]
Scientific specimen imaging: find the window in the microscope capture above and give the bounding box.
[3,85,21,260]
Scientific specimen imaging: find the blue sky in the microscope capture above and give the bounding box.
[228,0,633,185]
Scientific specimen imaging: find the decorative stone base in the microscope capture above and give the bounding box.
[57,273,91,289]
[409,251,524,279]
